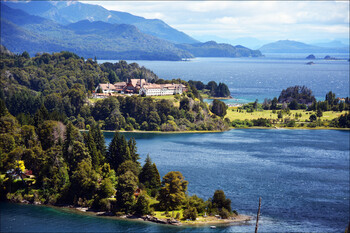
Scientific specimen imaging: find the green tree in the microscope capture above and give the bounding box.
[211,99,227,117]
[183,206,198,220]
[99,178,115,198]
[180,98,191,111]
[128,137,140,165]
[212,190,232,212]
[216,83,230,97]
[91,123,106,157]
[71,158,99,201]
[134,194,151,216]
[139,155,161,191]
[187,195,206,214]
[108,70,119,84]
[116,171,138,213]
[84,128,104,169]
[309,114,317,122]
[117,160,140,177]
[271,97,278,110]
[21,51,30,59]
[157,171,188,210]
[107,132,131,171]
[206,81,218,96]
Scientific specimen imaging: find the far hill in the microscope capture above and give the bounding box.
[3,1,199,44]
[0,4,193,60]
[175,41,262,57]
[259,40,349,53]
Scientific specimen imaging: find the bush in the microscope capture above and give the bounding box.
[175,212,181,219]
[183,207,198,221]
[286,120,296,127]
[219,208,230,219]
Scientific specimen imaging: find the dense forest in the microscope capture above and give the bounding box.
[0,104,236,220]
[0,49,229,132]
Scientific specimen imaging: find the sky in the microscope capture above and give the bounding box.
[87,1,349,47]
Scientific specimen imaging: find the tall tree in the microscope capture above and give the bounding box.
[107,132,131,171]
[211,99,227,117]
[116,170,138,213]
[91,123,106,157]
[157,171,188,210]
[84,128,103,169]
[212,190,232,212]
[128,137,140,165]
[139,155,161,191]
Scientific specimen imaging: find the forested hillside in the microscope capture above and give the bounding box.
[0,49,229,132]
[1,3,193,61]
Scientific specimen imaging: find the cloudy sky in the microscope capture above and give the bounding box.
[87,1,349,46]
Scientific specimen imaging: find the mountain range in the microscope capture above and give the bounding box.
[1,1,261,60]
[259,40,349,53]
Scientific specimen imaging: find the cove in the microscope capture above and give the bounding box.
[1,129,349,232]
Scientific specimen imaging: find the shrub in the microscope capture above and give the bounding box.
[219,208,230,219]
[183,207,198,221]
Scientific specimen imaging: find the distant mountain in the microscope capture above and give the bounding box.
[175,41,262,57]
[259,40,349,53]
[0,4,193,60]
[312,40,348,48]
[3,1,199,44]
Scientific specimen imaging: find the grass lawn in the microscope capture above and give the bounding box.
[226,108,343,122]
[150,95,178,101]
[153,209,184,220]
[88,98,103,104]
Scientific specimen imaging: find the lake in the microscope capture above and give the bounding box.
[101,54,350,104]
[2,129,349,232]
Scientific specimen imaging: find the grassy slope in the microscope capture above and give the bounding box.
[226,108,343,122]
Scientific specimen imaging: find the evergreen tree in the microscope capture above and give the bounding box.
[34,104,49,127]
[128,137,140,165]
[116,171,138,213]
[107,132,131,171]
[0,99,8,117]
[63,122,75,166]
[151,163,161,189]
[139,155,161,191]
[134,194,151,216]
[212,190,232,212]
[91,123,106,157]
[211,99,227,117]
[84,128,103,169]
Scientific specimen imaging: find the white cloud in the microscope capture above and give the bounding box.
[85,1,350,42]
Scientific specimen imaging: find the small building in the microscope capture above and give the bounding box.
[139,83,187,96]
[95,83,117,94]
[114,82,127,93]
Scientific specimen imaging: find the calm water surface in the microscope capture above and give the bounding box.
[101,54,350,104]
[2,129,349,232]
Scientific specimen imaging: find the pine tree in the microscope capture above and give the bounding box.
[128,137,140,166]
[139,154,161,190]
[107,132,131,171]
[151,163,161,189]
[91,123,106,157]
[84,128,103,169]
[63,122,74,164]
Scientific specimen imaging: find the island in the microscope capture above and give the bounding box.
[306,54,316,59]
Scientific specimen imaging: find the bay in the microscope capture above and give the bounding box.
[2,129,348,232]
[100,54,350,104]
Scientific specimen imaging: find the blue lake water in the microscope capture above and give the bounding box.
[101,54,350,104]
[2,129,349,232]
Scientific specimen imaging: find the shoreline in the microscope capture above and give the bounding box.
[80,127,350,135]
[14,202,252,227]
[69,205,253,227]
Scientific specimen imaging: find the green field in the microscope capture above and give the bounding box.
[226,108,343,122]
